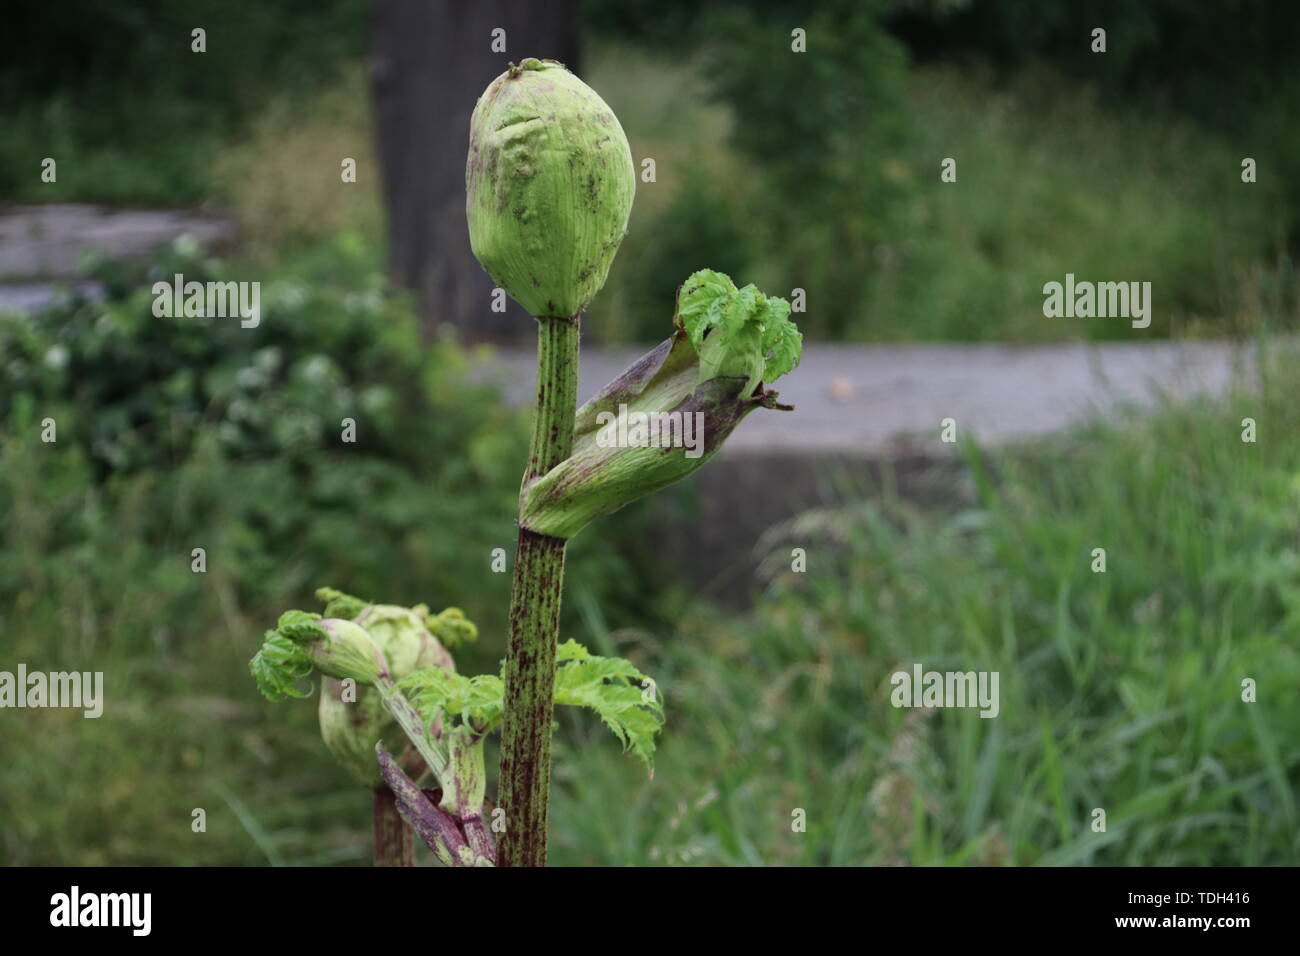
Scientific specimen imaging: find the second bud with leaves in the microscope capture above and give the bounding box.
[519,269,803,539]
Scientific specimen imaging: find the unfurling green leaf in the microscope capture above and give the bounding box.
[518,269,801,540]
[249,610,388,695]
[427,607,478,650]
[275,609,326,641]
[398,667,506,732]
[249,629,315,702]
[676,268,802,396]
[315,586,368,621]
[553,639,665,774]
[676,268,740,347]
[761,299,802,381]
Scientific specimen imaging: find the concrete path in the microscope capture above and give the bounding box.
[0,203,236,310]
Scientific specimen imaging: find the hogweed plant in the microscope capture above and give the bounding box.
[249,57,802,867]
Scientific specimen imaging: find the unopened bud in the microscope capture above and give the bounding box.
[466,58,635,318]
[319,677,394,787]
[353,603,456,675]
[298,618,388,686]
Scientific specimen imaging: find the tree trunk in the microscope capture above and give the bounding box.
[370,0,579,343]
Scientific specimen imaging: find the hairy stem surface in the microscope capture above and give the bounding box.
[498,314,580,867]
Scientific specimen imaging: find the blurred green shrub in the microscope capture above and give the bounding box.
[0,237,528,631]
[212,67,383,262]
[0,0,368,203]
[891,0,1300,253]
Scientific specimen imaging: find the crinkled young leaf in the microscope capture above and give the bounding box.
[250,609,388,698]
[675,268,801,396]
[276,609,326,641]
[427,607,478,650]
[249,629,315,701]
[761,299,802,381]
[553,639,665,774]
[676,268,737,347]
[717,284,759,345]
[249,610,326,701]
[315,586,368,620]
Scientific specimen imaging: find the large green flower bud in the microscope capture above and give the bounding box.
[466,58,635,318]
[301,618,389,685]
[319,676,393,787]
[353,603,456,675]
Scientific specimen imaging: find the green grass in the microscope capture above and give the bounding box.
[876,64,1293,342]
[4,340,1297,864]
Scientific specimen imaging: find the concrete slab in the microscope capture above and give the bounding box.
[0,203,235,281]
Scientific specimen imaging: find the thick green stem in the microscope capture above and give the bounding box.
[522,315,581,483]
[498,314,580,867]
[372,786,415,867]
